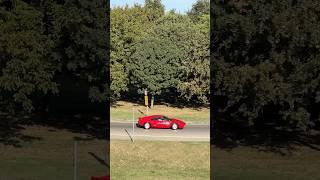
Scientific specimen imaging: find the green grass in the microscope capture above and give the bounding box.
[111,101,209,124]
[111,140,210,180]
[0,126,108,180]
[213,145,320,180]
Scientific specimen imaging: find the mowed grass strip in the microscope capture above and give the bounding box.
[111,140,210,180]
[213,145,320,180]
[0,126,108,180]
[111,101,209,124]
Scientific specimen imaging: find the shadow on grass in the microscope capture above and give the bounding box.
[73,136,96,141]
[155,101,209,111]
[0,114,42,148]
[88,152,109,168]
[110,100,124,108]
[119,89,209,110]
[213,119,320,155]
[0,114,107,148]
[32,113,108,141]
[0,101,107,148]
[111,99,209,111]
[0,75,109,147]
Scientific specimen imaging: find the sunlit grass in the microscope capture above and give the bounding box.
[111,140,210,179]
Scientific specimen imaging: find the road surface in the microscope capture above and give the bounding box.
[110,122,210,142]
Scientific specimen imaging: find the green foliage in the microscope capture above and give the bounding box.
[110,4,153,99]
[48,0,109,103]
[0,0,108,113]
[110,1,210,105]
[212,0,320,132]
[128,38,182,96]
[0,0,58,112]
[152,12,210,103]
[187,0,210,22]
[178,14,210,104]
[145,0,165,21]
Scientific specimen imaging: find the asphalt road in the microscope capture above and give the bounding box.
[110,122,210,142]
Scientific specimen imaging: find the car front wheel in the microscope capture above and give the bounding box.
[144,122,151,129]
[172,123,178,130]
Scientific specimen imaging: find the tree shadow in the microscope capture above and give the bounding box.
[110,100,124,108]
[88,152,109,168]
[120,89,209,110]
[33,113,108,140]
[1,75,108,147]
[0,114,42,148]
[213,118,320,155]
[155,101,209,111]
[0,103,108,146]
[137,109,146,116]
[73,136,96,141]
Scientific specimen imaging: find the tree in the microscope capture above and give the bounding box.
[178,14,210,104]
[128,38,183,99]
[110,4,154,100]
[152,13,210,104]
[187,0,210,22]
[45,0,109,103]
[0,0,108,115]
[212,0,320,134]
[145,0,164,21]
[110,0,210,106]
[0,0,58,113]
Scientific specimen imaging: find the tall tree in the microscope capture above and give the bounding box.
[145,0,164,21]
[0,0,58,113]
[212,0,320,133]
[45,0,109,103]
[128,38,182,97]
[110,0,210,105]
[178,14,210,104]
[187,0,210,22]
[152,13,210,104]
[110,4,153,99]
[0,0,108,115]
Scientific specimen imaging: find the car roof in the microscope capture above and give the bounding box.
[148,115,163,117]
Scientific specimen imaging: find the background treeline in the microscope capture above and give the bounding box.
[212,0,320,144]
[0,0,108,118]
[111,0,210,106]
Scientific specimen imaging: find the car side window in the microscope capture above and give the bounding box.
[151,116,167,121]
[163,116,170,120]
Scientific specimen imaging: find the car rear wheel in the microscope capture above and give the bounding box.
[144,122,151,129]
[172,123,178,130]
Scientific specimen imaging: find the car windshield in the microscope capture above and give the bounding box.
[162,116,171,120]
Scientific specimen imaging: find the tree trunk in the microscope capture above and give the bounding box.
[151,95,154,109]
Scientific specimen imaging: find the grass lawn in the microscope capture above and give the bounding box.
[110,140,210,179]
[213,145,320,180]
[0,126,108,180]
[111,101,209,124]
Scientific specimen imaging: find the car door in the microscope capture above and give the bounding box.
[150,116,160,128]
[157,117,171,128]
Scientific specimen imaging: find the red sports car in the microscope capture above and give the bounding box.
[137,115,186,130]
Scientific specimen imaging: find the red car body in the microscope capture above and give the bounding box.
[137,115,186,129]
